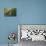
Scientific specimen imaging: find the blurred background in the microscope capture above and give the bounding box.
[0,0,46,46]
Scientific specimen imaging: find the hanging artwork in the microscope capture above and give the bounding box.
[4,8,16,16]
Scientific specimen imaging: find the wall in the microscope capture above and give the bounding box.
[0,0,46,44]
[0,0,18,44]
[17,0,46,24]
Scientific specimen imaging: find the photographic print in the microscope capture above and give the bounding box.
[4,8,16,16]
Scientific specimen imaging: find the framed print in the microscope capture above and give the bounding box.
[4,8,16,16]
